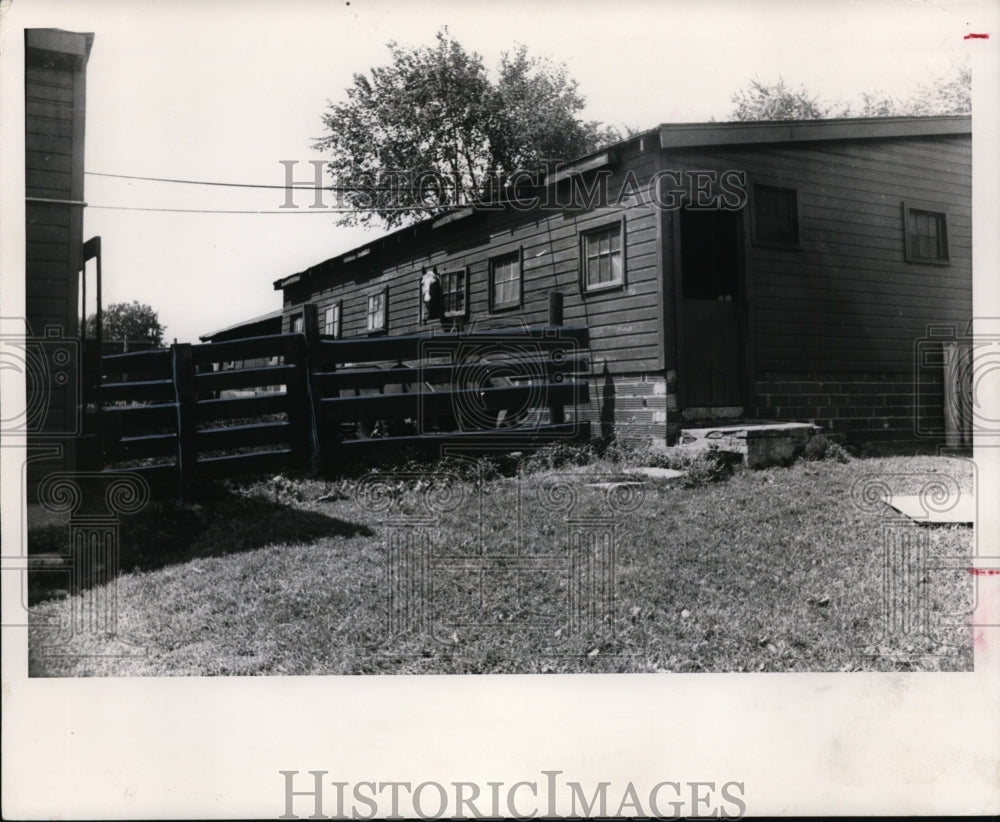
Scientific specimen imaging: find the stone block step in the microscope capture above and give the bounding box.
[678,421,822,468]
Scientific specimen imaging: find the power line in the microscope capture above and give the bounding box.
[86,204,474,215]
[85,171,460,193]
[85,170,553,194]
[87,204,364,214]
[86,171,317,190]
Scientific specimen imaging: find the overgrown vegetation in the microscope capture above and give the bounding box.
[26,450,974,676]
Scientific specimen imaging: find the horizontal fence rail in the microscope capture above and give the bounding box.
[93,325,591,497]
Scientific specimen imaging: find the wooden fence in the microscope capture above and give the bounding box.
[95,325,591,497]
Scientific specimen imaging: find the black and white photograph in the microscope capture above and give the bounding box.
[2,0,998,817]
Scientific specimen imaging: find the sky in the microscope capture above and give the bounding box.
[2,0,990,343]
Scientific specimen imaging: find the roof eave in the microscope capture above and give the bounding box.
[658,115,971,149]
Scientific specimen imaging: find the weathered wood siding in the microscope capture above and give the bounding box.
[665,136,970,370]
[283,139,665,377]
[663,134,971,443]
[24,30,93,474]
[284,124,971,447]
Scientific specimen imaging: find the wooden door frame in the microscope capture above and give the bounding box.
[671,205,752,413]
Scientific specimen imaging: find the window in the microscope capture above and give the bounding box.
[323,302,341,338]
[580,222,625,292]
[752,184,799,247]
[290,315,304,334]
[440,268,468,318]
[366,289,387,333]
[904,203,949,263]
[490,251,521,310]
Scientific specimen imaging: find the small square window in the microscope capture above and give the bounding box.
[580,223,625,292]
[490,251,522,310]
[904,204,949,263]
[752,184,799,247]
[367,289,387,333]
[323,302,341,338]
[440,268,468,318]
[290,315,304,334]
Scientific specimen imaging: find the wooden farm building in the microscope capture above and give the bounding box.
[275,115,972,449]
[24,28,94,485]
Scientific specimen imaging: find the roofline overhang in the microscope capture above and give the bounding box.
[25,28,94,69]
[273,114,972,292]
[198,309,283,341]
[658,114,971,149]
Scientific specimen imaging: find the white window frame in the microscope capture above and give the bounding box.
[490,250,522,311]
[440,267,469,319]
[366,288,387,334]
[323,301,342,338]
[580,221,625,293]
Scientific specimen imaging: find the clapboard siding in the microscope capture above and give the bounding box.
[664,136,971,378]
[24,29,93,487]
[25,133,75,155]
[282,119,971,445]
[284,143,664,374]
[25,117,75,139]
[26,150,74,174]
[25,80,76,103]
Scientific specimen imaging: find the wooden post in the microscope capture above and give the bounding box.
[286,334,321,473]
[302,309,322,472]
[171,343,197,501]
[548,291,566,425]
[302,303,319,340]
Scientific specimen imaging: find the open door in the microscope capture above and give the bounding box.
[679,208,744,410]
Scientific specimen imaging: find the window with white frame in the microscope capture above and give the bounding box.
[904,204,949,263]
[323,302,341,338]
[440,268,468,318]
[580,223,624,291]
[366,289,387,333]
[490,251,521,310]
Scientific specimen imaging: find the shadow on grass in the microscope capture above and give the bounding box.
[27,485,373,605]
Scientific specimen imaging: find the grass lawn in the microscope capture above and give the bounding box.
[26,452,975,675]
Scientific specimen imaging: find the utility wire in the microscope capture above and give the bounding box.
[87,205,376,214]
[87,171,320,189]
[84,169,556,212]
[85,170,553,195]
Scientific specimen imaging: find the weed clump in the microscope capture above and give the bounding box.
[803,433,851,463]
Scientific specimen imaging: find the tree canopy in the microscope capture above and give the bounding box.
[314,29,622,228]
[726,63,971,121]
[728,77,829,121]
[86,301,165,346]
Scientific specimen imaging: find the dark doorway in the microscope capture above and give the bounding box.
[679,208,745,408]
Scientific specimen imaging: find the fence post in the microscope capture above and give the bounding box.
[548,292,566,425]
[171,343,197,501]
[286,333,321,474]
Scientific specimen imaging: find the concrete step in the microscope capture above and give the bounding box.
[677,421,822,468]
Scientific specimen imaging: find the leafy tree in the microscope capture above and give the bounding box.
[726,63,971,121]
[728,76,829,121]
[314,29,622,228]
[86,301,165,346]
[489,45,622,186]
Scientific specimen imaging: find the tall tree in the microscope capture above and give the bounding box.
[726,62,971,121]
[728,77,829,121]
[314,29,621,228]
[86,301,165,346]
